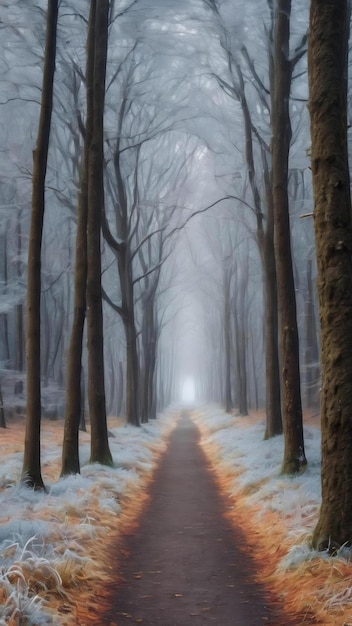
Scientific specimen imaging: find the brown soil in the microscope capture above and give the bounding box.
[92,414,302,626]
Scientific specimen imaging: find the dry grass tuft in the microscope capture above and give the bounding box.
[0,413,176,625]
[195,409,352,626]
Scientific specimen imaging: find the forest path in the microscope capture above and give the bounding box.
[96,413,297,626]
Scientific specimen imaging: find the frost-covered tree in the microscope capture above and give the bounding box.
[21,0,58,490]
[308,0,352,551]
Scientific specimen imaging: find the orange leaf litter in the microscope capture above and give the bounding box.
[0,415,175,626]
[3,411,352,625]
[194,409,352,626]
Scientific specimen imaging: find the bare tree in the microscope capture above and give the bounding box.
[272,0,306,474]
[308,0,352,551]
[203,0,282,436]
[86,0,113,465]
[61,1,92,476]
[21,0,58,490]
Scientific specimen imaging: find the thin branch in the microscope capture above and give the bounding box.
[101,287,124,317]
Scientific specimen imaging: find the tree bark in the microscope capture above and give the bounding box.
[236,67,282,435]
[0,377,6,429]
[61,0,94,476]
[232,261,248,416]
[116,360,124,417]
[272,0,306,474]
[123,314,140,427]
[263,162,282,437]
[223,266,232,413]
[304,258,320,409]
[308,0,352,550]
[15,213,24,396]
[2,232,11,367]
[87,0,113,466]
[21,0,58,489]
[141,295,157,422]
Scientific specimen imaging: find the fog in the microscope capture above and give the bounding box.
[0,0,315,421]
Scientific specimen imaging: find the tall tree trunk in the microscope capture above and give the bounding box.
[80,366,87,432]
[308,0,352,550]
[233,262,248,416]
[119,244,140,426]
[0,376,6,429]
[237,67,282,435]
[123,315,140,427]
[263,165,282,437]
[141,298,153,422]
[147,308,158,421]
[250,329,259,411]
[87,0,113,466]
[116,360,124,417]
[21,0,58,489]
[262,10,282,437]
[223,267,232,413]
[2,231,11,366]
[272,0,306,474]
[15,212,24,395]
[61,0,94,476]
[304,258,320,409]
[238,302,248,416]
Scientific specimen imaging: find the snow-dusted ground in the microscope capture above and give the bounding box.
[194,405,322,551]
[2,404,352,625]
[193,405,352,624]
[0,410,177,625]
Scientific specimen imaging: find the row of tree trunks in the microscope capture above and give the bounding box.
[234,53,282,432]
[21,0,114,482]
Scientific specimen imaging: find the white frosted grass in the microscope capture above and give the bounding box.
[0,409,175,624]
[195,406,338,573]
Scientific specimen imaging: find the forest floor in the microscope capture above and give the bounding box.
[73,408,352,626]
[1,408,352,625]
[78,412,298,626]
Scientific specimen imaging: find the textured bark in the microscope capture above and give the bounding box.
[237,68,282,435]
[304,259,320,409]
[263,216,282,437]
[233,263,248,416]
[15,214,24,395]
[21,0,58,490]
[261,149,282,437]
[123,313,140,427]
[141,296,157,422]
[223,266,232,414]
[0,377,6,429]
[122,243,140,426]
[79,367,87,432]
[61,0,94,476]
[308,0,352,550]
[272,0,306,474]
[102,104,140,427]
[87,0,113,466]
[116,361,124,417]
[2,234,10,366]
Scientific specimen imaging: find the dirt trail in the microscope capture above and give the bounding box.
[97,413,299,625]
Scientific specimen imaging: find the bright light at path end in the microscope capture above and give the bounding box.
[181,377,196,403]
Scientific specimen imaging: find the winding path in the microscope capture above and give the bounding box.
[98,413,298,625]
